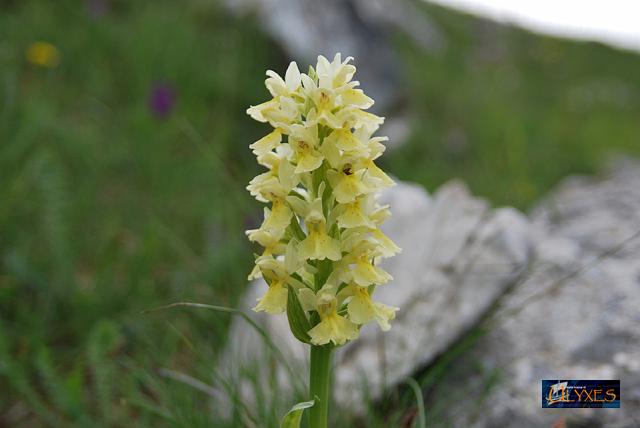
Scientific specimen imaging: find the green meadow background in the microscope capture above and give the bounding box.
[1,0,639,426]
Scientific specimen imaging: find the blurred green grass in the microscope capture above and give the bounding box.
[1,1,284,426]
[387,3,640,209]
[1,0,640,426]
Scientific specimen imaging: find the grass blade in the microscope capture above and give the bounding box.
[406,377,426,428]
[142,302,305,393]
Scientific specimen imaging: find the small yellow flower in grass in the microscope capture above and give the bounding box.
[26,41,60,68]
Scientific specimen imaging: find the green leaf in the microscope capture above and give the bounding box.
[288,214,307,241]
[286,286,312,344]
[314,259,333,290]
[281,399,315,428]
[307,65,317,82]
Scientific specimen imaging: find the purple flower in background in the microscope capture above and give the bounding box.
[148,82,176,118]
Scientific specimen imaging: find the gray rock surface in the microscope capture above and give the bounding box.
[215,179,532,415]
[440,158,640,427]
[222,0,443,112]
[334,180,531,406]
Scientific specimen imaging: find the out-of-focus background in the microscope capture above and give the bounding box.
[1,0,639,427]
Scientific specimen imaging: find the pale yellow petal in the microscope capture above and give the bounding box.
[341,88,373,109]
[299,227,341,261]
[297,287,317,312]
[246,172,286,202]
[370,229,401,258]
[362,159,395,190]
[337,199,373,228]
[308,313,358,346]
[253,281,288,314]
[284,61,301,92]
[351,259,392,286]
[265,70,287,97]
[331,171,370,204]
[324,129,368,156]
[246,99,279,122]
[319,139,342,169]
[249,129,282,156]
[347,291,376,325]
[263,200,292,234]
[308,320,333,345]
[295,152,324,173]
[373,302,398,331]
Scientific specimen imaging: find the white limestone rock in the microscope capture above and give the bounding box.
[441,158,640,428]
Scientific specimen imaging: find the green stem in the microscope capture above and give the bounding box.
[308,345,332,428]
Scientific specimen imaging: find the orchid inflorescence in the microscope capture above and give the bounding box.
[245,53,400,348]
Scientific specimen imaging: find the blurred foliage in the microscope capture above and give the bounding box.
[1,0,640,426]
[1,0,285,425]
[386,3,640,209]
